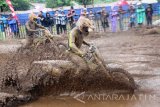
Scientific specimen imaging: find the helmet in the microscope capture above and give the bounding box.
[76,16,95,32]
[29,13,38,22]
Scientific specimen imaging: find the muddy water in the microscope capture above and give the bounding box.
[22,92,160,107]
[22,75,160,107]
[21,33,160,107]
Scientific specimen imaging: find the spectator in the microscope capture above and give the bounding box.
[67,6,75,29]
[44,12,54,33]
[145,4,153,27]
[88,10,95,21]
[81,8,88,17]
[0,14,6,32]
[54,10,61,35]
[129,5,136,28]
[0,14,6,40]
[136,3,145,27]
[94,10,101,32]
[8,14,19,38]
[159,5,160,15]
[98,7,109,32]
[118,6,125,31]
[38,11,45,26]
[111,8,118,33]
[60,11,67,34]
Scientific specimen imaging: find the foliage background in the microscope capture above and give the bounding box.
[46,0,71,8]
[0,0,119,11]
[45,0,117,8]
[1,0,160,11]
[0,0,31,12]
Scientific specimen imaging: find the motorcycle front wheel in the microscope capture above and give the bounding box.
[108,68,137,92]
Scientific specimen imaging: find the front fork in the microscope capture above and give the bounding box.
[90,52,112,80]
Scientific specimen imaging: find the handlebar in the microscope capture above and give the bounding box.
[83,45,96,62]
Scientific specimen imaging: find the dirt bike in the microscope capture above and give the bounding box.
[83,45,136,92]
[17,29,67,58]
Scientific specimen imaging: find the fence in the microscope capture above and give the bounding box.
[0,8,160,40]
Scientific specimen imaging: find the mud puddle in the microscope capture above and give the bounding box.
[21,32,160,107]
[22,98,159,107]
[21,74,160,107]
[22,91,160,107]
[1,31,160,107]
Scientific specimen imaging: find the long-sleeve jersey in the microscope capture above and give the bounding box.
[68,27,90,56]
[25,20,45,36]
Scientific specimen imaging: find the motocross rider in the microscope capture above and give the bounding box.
[25,13,47,47]
[68,16,95,73]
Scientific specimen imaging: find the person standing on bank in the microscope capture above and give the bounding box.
[98,7,109,32]
[118,6,125,31]
[60,11,67,35]
[129,5,136,28]
[8,14,19,38]
[54,10,61,35]
[44,12,54,33]
[111,7,118,33]
[136,3,145,27]
[67,6,75,29]
[145,4,153,27]
[38,11,45,26]
[81,8,88,17]
[88,10,95,21]
[0,14,7,32]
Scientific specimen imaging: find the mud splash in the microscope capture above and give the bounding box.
[0,30,160,107]
[21,30,160,107]
[0,42,135,107]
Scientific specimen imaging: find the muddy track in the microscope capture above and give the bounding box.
[0,30,160,107]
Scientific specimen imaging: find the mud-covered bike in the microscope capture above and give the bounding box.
[83,45,137,92]
[17,29,67,58]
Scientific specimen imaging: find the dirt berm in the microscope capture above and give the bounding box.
[0,34,136,107]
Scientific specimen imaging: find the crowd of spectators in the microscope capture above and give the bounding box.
[0,3,158,39]
[35,3,156,34]
[0,14,19,39]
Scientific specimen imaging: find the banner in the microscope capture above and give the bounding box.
[6,0,19,21]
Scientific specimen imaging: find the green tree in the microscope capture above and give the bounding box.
[76,0,92,7]
[12,0,31,11]
[0,0,30,12]
[0,0,8,12]
[46,0,71,8]
[26,0,46,3]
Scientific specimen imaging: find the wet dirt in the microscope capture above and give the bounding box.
[1,30,160,107]
[21,93,160,107]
